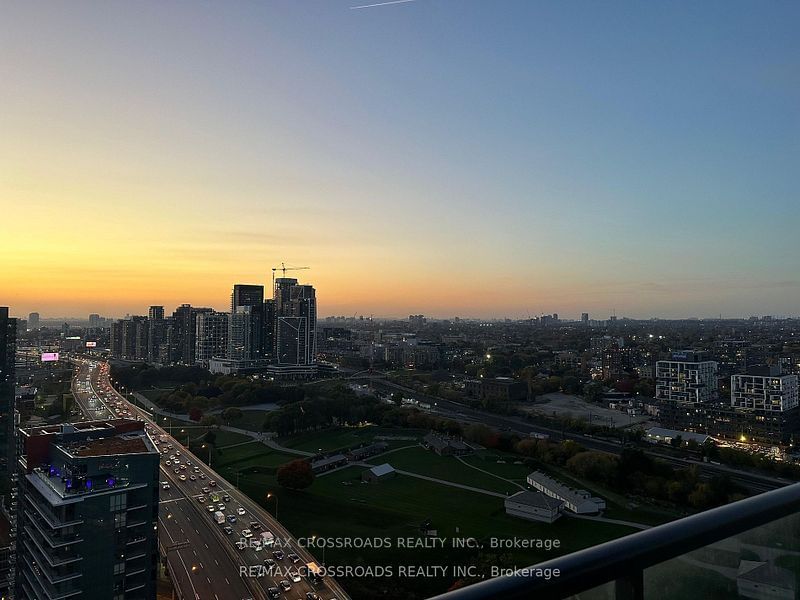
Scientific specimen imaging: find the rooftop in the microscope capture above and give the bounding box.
[528,471,604,506]
[506,490,563,511]
[62,434,151,457]
[368,463,395,477]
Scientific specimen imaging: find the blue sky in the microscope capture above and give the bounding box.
[1,1,798,318]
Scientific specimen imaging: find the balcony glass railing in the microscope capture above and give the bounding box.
[430,482,800,600]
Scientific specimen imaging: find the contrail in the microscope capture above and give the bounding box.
[350,0,418,9]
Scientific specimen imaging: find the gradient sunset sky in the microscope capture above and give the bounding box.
[2,1,798,319]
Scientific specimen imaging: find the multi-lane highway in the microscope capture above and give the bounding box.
[71,358,349,600]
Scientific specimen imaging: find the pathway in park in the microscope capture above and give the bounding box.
[349,461,508,498]
[455,456,527,492]
[562,512,651,530]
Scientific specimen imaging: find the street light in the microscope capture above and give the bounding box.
[201,444,212,468]
[267,492,279,521]
[311,534,325,565]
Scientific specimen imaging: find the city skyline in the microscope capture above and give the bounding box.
[3,2,799,319]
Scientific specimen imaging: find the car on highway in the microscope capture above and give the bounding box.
[173,468,180,474]
[199,473,206,479]
[264,558,276,569]
[197,496,206,503]
[209,480,217,487]
[165,461,171,466]
[288,552,300,564]
[223,494,231,502]
[289,571,301,582]
[305,593,320,600]
[272,550,285,561]
[217,503,225,511]
[161,481,170,490]
[279,580,291,592]
[179,475,186,481]
[236,541,247,551]
[249,521,261,530]
[223,525,234,535]
[252,540,263,551]
[237,507,246,516]
[241,529,253,538]
[207,505,216,513]
[267,587,281,599]
[202,487,210,494]
[189,475,197,481]
[227,515,237,523]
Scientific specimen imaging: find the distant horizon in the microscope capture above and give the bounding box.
[10,308,798,323]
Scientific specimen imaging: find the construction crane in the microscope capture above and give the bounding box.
[271,263,310,288]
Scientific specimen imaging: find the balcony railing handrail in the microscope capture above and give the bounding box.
[430,482,800,600]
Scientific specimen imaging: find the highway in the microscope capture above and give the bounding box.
[71,358,349,600]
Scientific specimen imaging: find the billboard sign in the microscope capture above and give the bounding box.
[41,352,60,362]
[86,341,97,348]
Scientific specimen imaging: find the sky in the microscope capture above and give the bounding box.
[1,1,798,320]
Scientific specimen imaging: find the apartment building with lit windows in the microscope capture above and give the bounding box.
[15,419,159,600]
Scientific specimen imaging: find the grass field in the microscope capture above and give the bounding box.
[223,409,275,432]
[241,466,635,554]
[365,446,521,495]
[279,426,425,454]
[200,426,683,598]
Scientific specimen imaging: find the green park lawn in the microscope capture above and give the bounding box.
[238,466,637,565]
[278,426,425,454]
[366,446,521,495]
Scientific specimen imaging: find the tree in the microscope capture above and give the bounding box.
[276,459,314,490]
[222,407,243,424]
[188,406,203,422]
[200,415,221,427]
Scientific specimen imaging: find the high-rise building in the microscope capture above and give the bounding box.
[731,367,798,412]
[27,313,39,332]
[148,306,164,321]
[0,308,17,482]
[109,317,149,361]
[581,313,589,325]
[273,277,298,316]
[196,311,229,366]
[231,285,264,311]
[88,313,102,329]
[147,316,171,365]
[228,285,268,361]
[110,320,124,359]
[15,419,160,600]
[655,351,718,404]
[0,310,14,600]
[275,281,317,366]
[172,304,211,365]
